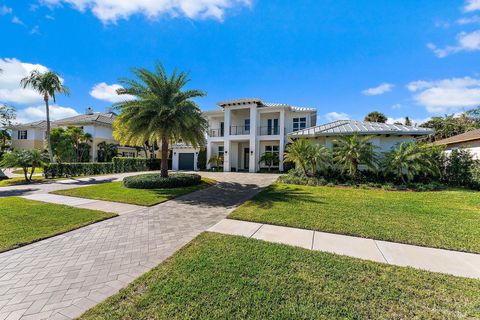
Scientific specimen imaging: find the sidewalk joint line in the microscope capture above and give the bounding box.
[374,240,389,264]
[311,231,315,250]
[250,224,264,238]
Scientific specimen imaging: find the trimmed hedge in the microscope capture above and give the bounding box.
[44,157,162,178]
[123,173,202,189]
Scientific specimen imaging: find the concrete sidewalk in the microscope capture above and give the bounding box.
[209,219,480,279]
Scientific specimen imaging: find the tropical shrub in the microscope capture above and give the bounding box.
[50,126,92,163]
[97,142,118,162]
[284,139,329,176]
[123,173,201,189]
[259,152,279,172]
[1,150,48,181]
[333,134,378,178]
[208,155,223,171]
[197,148,207,170]
[440,149,478,187]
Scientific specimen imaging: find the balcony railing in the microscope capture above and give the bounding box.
[208,128,224,137]
[259,126,280,136]
[230,126,250,135]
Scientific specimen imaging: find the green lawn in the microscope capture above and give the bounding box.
[80,232,480,319]
[12,167,43,174]
[0,176,50,187]
[0,197,116,252]
[229,183,480,253]
[51,178,216,206]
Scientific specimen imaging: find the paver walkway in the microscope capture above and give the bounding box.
[209,219,480,279]
[0,173,279,320]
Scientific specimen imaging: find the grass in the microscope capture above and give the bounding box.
[80,232,480,319]
[0,197,116,252]
[0,176,48,187]
[12,167,43,174]
[51,178,216,206]
[229,183,480,253]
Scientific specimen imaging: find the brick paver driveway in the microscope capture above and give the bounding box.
[0,173,278,320]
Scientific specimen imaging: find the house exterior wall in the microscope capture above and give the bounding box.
[306,135,418,152]
[444,140,480,160]
[11,129,45,150]
[172,147,199,171]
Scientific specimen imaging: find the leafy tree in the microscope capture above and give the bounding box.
[383,142,439,184]
[441,149,477,187]
[0,149,48,181]
[0,104,15,180]
[114,63,207,177]
[421,110,480,142]
[259,152,279,172]
[20,70,70,163]
[97,142,118,162]
[208,155,223,171]
[50,126,92,162]
[0,130,11,150]
[364,111,387,123]
[284,139,312,175]
[333,134,378,178]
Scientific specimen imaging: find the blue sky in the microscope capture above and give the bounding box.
[1,0,480,125]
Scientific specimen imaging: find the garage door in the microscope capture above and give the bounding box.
[178,153,195,171]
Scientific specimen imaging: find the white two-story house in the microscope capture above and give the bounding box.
[204,98,317,172]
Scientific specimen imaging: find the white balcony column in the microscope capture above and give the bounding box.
[224,140,232,172]
[206,140,212,170]
[279,110,286,172]
[249,105,258,173]
[223,108,232,172]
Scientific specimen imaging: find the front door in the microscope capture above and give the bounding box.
[244,148,249,170]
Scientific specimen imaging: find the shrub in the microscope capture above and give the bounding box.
[123,173,202,189]
[113,157,148,173]
[440,149,476,187]
[197,148,207,170]
[44,162,114,178]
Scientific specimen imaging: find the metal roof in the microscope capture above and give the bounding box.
[289,120,434,137]
[215,98,316,113]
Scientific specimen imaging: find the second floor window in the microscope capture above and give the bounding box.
[293,117,306,131]
[244,119,250,132]
[220,122,224,136]
[17,130,28,140]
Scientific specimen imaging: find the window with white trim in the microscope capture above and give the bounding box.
[264,145,280,166]
[17,130,28,140]
[218,146,224,157]
[293,117,306,131]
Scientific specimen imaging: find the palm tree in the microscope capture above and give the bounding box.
[308,144,330,174]
[383,142,438,184]
[259,152,279,172]
[333,134,378,179]
[208,155,224,171]
[114,63,207,177]
[364,111,387,123]
[98,142,118,162]
[20,70,70,163]
[284,139,312,175]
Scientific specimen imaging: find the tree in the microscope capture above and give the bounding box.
[364,111,387,123]
[284,139,312,175]
[383,142,438,184]
[20,70,70,163]
[0,150,48,182]
[404,116,412,126]
[308,144,330,174]
[50,126,92,162]
[0,104,15,180]
[259,152,279,172]
[208,155,223,171]
[114,63,207,177]
[97,142,118,162]
[333,134,378,179]
[421,110,480,142]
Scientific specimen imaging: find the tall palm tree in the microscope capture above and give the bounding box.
[364,111,387,123]
[383,142,438,184]
[333,134,378,179]
[20,70,70,163]
[114,63,207,177]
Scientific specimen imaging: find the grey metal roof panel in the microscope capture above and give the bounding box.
[289,120,434,137]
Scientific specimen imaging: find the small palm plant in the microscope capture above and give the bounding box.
[383,142,439,184]
[98,142,118,162]
[208,155,224,171]
[0,150,48,182]
[259,152,279,172]
[308,144,330,175]
[284,139,312,175]
[333,134,378,179]
[114,63,207,178]
[20,70,70,163]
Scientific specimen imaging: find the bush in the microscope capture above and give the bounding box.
[440,149,477,187]
[123,173,202,189]
[197,148,207,170]
[44,162,115,178]
[113,157,148,173]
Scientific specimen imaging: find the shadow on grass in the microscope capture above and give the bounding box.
[251,186,324,210]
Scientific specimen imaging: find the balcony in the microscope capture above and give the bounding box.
[208,128,224,137]
[259,126,280,136]
[230,126,250,135]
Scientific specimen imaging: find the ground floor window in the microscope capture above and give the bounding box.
[218,146,224,157]
[17,130,27,140]
[122,152,136,157]
[264,145,280,166]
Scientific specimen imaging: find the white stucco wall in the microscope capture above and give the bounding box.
[172,147,199,171]
[306,135,417,152]
[445,140,480,160]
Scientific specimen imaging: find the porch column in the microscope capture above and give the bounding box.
[223,108,231,172]
[279,110,286,172]
[206,140,212,170]
[249,105,258,173]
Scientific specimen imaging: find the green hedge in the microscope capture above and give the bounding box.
[44,157,161,178]
[123,173,202,189]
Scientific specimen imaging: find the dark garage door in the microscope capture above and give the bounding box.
[178,153,195,171]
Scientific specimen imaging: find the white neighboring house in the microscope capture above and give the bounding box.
[433,129,480,159]
[203,98,317,172]
[289,120,434,151]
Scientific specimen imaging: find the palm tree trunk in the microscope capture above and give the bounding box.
[29,166,35,181]
[160,136,169,178]
[23,167,29,182]
[44,95,55,163]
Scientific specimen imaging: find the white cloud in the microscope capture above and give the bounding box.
[457,15,480,24]
[11,16,25,25]
[0,5,12,15]
[30,25,40,35]
[428,30,480,57]
[90,82,134,103]
[465,0,480,12]
[0,58,50,104]
[391,104,402,110]
[361,83,394,96]
[15,104,79,124]
[41,0,251,23]
[324,112,350,122]
[406,77,480,113]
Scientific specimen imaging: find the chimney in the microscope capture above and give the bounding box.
[85,107,94,115]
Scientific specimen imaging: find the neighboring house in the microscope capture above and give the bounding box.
[10,108,140,162]
[433,129,480,159]
[289,120,433,151]
[203,98,317,172]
